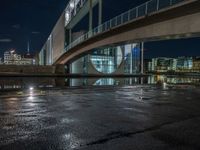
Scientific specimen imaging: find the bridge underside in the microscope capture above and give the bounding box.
[54,0,200,65]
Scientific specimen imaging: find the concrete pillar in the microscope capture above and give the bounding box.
[54,64,65,75]
[157,0,160,10]
[50,35,53,65]
[69,28,72,44]
[98,0,102,25]
[89,0,93,31]
[65,64,70,74]
[130,44,133,74]
[70,63,73,74]
[141,42,144,74]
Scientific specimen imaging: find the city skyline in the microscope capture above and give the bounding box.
[0,0,200,58]
[1,1,200,149]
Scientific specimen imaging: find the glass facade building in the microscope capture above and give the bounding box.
[90,47,122,74]
[70,43,141,75]
[148,57,194,73]
[124,44,141,74]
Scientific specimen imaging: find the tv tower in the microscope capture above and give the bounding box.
[27,41,30,55]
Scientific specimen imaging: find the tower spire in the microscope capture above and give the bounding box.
[27,41,30,55]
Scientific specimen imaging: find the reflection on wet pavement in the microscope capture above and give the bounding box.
[0,75,200,91]
[0,83,200,150]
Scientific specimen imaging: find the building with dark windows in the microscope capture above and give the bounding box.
[192,57,200,72]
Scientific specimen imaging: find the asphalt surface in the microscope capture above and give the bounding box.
[1,85,200,150]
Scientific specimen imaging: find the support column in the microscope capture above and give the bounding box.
[49,35,53,65]
[141,42,144,74]
[89,0,93,31]
[70,63,73,74]
[98,0,102,25]
[130,44,133,74]
[66,64,70,74]
[69,28,72,44]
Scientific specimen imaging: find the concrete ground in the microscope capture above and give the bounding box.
[0,85,200,150]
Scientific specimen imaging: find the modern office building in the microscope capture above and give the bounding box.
[147,57,196,73]
[39,12,65,66]
[176,57,193,71]
[38,0,106,67]
[38,0,143,75]
[69,43,141,74]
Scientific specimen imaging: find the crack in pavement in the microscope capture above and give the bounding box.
[84,115,200,147]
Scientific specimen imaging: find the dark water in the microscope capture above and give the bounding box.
[0,75,200,91]
[1,75,200,150]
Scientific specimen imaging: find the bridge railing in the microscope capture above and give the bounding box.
[64,0,185,52]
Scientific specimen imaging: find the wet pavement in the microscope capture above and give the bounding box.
[1,85,200,150]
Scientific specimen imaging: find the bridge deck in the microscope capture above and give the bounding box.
[54,0,200,65]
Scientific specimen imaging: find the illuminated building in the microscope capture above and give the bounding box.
[124,44,141,74]
[21,54,36,65]
[3,50,35,65]
[38,0,103,66]
[69,43,141,75]
[176,57,193,72]
[65,31,141,75]
[4,50,21,65]
[148,57,196,73]
[148,57,176,72]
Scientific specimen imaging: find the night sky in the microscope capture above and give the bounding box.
[0,0,199,58]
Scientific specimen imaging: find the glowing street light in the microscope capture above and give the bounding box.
[65,11,70,21]
[163,82,167,89]
[70,2,75,8]
[10,49,15,54]
[29,87,34,91]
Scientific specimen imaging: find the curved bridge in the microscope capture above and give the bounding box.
[54,0,200,65]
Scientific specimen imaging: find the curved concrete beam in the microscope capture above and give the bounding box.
[55,0,200,65]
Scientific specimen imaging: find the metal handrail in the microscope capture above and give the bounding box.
[64,0,185,53]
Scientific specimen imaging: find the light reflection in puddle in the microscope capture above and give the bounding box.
[63,133,82,149]
[61,118,76,124]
